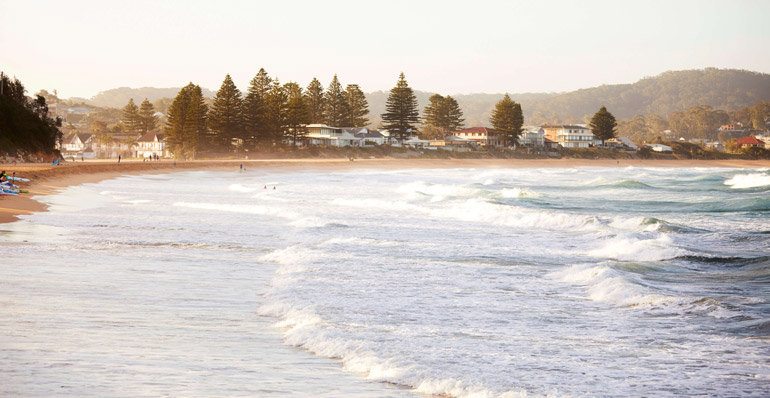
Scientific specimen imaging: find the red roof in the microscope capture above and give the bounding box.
[735,136,764,145]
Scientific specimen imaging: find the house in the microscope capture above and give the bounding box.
[520,127,545,147]
[303,124,360,147]
[734,136,765,149]
[453,127,504,147]
[647,144,673,152]
[443,135,476,151]
[541,125,595,148]
[355,130,386,147]
[705,141,725,151]
[91,134,139,159]
[61,132,94,153]
[136,132,167,158]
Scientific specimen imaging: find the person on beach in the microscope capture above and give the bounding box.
[0,171,6,183]
[118,155,121,163]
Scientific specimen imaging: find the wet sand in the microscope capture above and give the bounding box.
[1,157,768,224]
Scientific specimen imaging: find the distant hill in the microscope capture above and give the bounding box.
[86,86,216,108]
[371,69,770,127]
[522,68,770,124]
[78,68,770,128]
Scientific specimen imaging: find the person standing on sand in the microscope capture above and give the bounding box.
[118,155,121,163]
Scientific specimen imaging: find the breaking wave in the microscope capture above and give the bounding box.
[724,173,770,189]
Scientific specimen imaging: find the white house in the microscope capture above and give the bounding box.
[520,127,545,147]
[61,132,94,153]
[541,125,595,148]
[136,132,167,158]
[453,127,504,147]
[303,124,361,147]
[647,143,673,152]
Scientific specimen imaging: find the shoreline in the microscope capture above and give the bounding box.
[1,157,768,224]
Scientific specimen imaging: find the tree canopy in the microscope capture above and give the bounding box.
[381,72,420,143]
[208,74,244,150]
[589,106,617,141]
[489,94,523,146]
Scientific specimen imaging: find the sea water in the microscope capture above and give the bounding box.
[1,166,768,397]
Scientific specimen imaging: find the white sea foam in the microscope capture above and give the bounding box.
[228,183,259,193]
[724,173,770,189]
[498,187,541,198]
[553,264,676,307]
[587,233,684,262]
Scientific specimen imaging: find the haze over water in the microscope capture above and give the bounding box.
[2,166,769,397]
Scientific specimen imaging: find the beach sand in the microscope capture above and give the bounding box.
[1,157,768,224]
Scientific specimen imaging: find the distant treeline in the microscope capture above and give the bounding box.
[77,68,770,129]
[0,72,62,157]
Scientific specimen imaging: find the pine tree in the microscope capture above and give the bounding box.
[381,72,420,143]
[165,83,208,159]
[138,98,158,134]
[589,106,617,142]
[445,96,465,132]
[182,85,208,159]
[323,74,347,126]
[283,82,310,147]
[122,98,142,135]
[343,84,369,127]
[209,74,243,151]
[490,94,524,146]
[264,79,288,145]
[305,77,325,124]
[243,68,272,149]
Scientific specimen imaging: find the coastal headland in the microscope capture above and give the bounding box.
[1,157,768,224]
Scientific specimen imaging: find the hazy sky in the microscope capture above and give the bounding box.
[1,0,769,99]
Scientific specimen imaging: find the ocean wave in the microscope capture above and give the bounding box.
[498,188,542,198]
[552,263,677,307]
[587,234,685,262]
[397,181,485,202]
[259,302,533,398]
[724,173,770,189]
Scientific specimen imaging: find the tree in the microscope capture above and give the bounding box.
[750,101,770,130]
[208,74,243,151]
[343,84,369,127]
[490,94,524,146]
[165,83,208,159]
[423,94,465,138]
[138,98,158,134]
[589,105,617,142]
[263,79,288,145]
[122,98,142,135]
[283,82,310,147]
[243,68,273,149]
[381,72,420,143]
[305,77,325,124]
[323,74,347,126]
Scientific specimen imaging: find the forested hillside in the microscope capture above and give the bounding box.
[360,69,770,128]
[524,68,770,124]
[87,86,216,109]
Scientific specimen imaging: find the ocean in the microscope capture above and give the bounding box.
[1,166,769,397]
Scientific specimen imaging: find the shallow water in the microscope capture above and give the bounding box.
[1,167,769,397]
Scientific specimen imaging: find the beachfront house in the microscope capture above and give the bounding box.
[91,134,139,159]
[453,127,505,147]
[734,136,766,149]
[136,132,167,158]
[647,143,673,152]
[355,130,386,147]
[303,124,361,147]
[541,125,595,148]
[520,127,545,148]
[61,132,94,154]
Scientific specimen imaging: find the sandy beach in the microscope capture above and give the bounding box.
[1,157,768,224]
